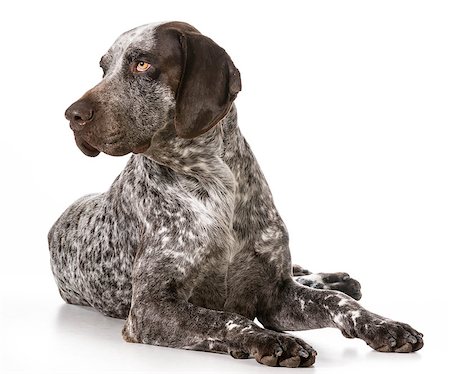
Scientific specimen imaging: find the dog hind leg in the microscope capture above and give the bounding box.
[292,266,362,300]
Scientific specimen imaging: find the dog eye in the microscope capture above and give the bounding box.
[134,61,152,73]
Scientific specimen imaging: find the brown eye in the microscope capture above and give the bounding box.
[134,61,151,73]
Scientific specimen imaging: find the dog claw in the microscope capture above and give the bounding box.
[299,348,309,358]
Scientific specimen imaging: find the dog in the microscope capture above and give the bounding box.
[48,21,423,367]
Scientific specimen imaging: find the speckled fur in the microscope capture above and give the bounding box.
[48,22,423,368]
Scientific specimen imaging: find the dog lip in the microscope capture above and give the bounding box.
[75,136,100,157]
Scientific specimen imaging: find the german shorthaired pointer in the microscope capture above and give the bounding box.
[48,21,423,367]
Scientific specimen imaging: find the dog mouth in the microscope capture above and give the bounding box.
[75,136,100,157]
[74,134,150,157]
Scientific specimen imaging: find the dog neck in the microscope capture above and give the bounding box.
[143,104,239,171]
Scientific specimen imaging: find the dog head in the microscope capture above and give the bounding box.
[65,22,241,157]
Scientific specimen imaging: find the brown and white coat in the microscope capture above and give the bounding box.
[48,21,423,368]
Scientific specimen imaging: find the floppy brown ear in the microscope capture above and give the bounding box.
[175,31,241,139]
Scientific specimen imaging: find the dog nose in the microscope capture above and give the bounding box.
[65,100,94,130]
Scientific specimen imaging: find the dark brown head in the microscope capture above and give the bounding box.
[65,21,241,157]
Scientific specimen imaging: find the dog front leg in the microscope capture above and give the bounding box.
[122,257,316,367]
[259,280,423,353]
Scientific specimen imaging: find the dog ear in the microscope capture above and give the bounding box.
[174,31,241,139]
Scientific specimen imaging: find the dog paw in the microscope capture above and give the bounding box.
[292,264,312,276]
[295,272,362,300]
[357,316,424,353]
[321,272,362,300]
[245,332,316,367]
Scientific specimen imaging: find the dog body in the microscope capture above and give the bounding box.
[48,22,423,367]
[49,105,268,319]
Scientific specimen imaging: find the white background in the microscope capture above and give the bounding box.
[0,0,449,373]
